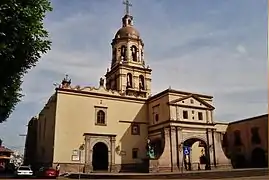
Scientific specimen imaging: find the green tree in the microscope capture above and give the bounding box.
[0,0,52,123]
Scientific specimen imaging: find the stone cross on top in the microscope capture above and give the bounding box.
[123,0,132,15]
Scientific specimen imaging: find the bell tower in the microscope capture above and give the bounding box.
[105,0,152,98]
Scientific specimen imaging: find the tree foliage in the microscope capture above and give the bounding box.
[0,0,52,123]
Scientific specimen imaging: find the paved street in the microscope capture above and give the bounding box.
[0,174,268,180]
[1,168,268,179]
[73,176,269,180]
[1,177,269,180]
[71,177,269,180]
[1,176,268,180]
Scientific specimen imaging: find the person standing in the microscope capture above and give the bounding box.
[56,164,60,177]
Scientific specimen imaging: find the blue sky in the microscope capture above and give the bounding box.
[0,0,267,153]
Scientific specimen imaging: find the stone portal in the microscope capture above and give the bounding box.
[84,133,116,173]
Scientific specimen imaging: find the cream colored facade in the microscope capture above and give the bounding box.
[25,4,232,173]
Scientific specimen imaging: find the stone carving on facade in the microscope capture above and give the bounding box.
[112,48,116,64]
[146,139,155,159]
[139,76,144,90]
[131,46,137,61]
[74,85,81,90]
[142,60,145,67]
[70,83,146,99]
[139,81,143,90]
[99,77,105,87]
[149,160,159,173]
[115,145,126,156]
[60,74,71,88]
[120,46,127,61]
[127,74,132,88]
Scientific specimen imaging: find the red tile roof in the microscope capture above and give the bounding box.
[0,146,13,153]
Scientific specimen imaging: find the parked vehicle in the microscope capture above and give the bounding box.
[35,167,57,179]
[15,165,33,177]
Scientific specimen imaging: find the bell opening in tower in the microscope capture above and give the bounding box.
[105,0,152,97]
[131,45,138,62]
[127,73,133,89]
[120,45,127,62]
[139,75,145,90]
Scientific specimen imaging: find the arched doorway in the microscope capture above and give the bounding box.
[92,142,109,171]
[183,138,209,171]
[147,138,165,159]
[251,148,267,168]
[231,154,246,169]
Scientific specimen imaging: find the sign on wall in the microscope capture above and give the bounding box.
[71,155,80,161]
[72,150,79,156]
[183,146,191,155]
[71,149,80,161]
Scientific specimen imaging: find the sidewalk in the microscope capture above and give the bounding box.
[64,168,269,179]
[0,173,14,179]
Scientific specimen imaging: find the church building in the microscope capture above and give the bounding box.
[24,1,231,173]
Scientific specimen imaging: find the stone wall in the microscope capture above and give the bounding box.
[54,162,147,174]
[52,163,84,174]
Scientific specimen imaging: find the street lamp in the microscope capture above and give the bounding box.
[19,134,27,165]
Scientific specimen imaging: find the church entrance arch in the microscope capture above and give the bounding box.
[182,138,209,171]
[92,142,109,171]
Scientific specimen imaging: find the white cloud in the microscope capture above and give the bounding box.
[236,44,247,54]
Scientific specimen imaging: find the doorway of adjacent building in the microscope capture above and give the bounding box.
[232,154,246,169]
[92,142,109,171]
[251,148,267,168]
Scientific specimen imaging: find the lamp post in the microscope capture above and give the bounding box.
[78,144,85,180]
[19,134,27,165]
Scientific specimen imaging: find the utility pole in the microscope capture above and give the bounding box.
[19,134,27,165]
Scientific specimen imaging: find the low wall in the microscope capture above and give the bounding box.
[55,162,148,174]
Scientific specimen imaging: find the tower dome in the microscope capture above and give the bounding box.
[110,0,145,67]
[115,26,140,39]
[114,13,140,40]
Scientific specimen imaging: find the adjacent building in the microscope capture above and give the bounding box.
[0,144,13,172]
[24,117,38,169]
[222,114,268,168]
[24,2,235,173]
